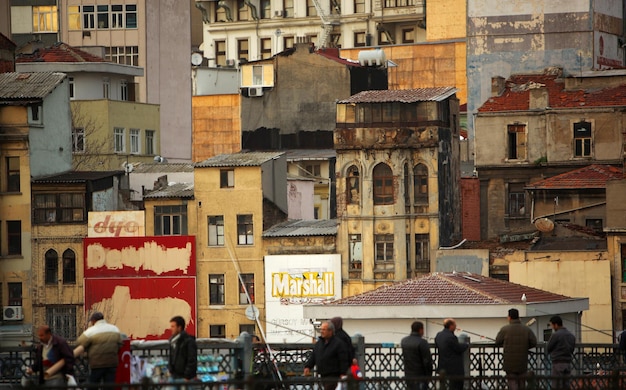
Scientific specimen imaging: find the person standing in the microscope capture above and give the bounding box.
[546,315,576,390]
[619,329,626,363]
[330,317,356,366]
[494,308,537,390]
[168,315,198,381]
[74,311,123,385]
[304,321,350,390]
[401,321,433,390]
[434,318,468,390]
[27,325,74,387]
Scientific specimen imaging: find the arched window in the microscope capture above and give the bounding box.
[346,165,360,205]
[373,163,394,205]
[45,249,58,285]
[403,163,410,204]
[413,164,428,204]
[63,249,76,284]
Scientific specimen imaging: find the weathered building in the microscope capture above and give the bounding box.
[334,88,462,296]
[467,0,625,137]
[475,68,626,240]
[0,33,16,73]
[606,178,626,333]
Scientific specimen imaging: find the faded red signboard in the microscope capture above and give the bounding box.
[83,236,196,278]
[84,277,197,340]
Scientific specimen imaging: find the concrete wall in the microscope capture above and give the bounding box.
[436,249,489,275]
[70,72,134,101]
[286,180,315,220]
[193,67,239,96]
[192,94,241,162]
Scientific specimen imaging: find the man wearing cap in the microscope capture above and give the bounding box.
[74,311,123,385]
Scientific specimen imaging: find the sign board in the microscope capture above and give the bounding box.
[264,254,341,343]
[594,31,625,70]
[88,211,145,237]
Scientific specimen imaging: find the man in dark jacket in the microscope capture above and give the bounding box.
[434,318,468,390]
[304,321,350,390]
[330,317,355,365]
[168,316,197,381]
[28,325,74,387]
[546,315,575,390]
[401,321,433,390]
[495,308,537,390]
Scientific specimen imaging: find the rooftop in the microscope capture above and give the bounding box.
[32,171,123,183]
[284,149,336,161]
[338,87,458,104]
[196,152,284,168]
[144,182,194,199]
[526,164,624,190]
[16,42,105,63]
[0,72,66,102]
[263,219,337,237]
[132,162,194,174]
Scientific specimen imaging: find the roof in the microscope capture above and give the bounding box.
[284,149,336,161]
[0,72,66,101]
[479,67,626,112]
[263,219,337,237]
[327,272,574,306]
[16,42,106,63]
[338,87,458,104]
[32,171,123,184]
[315,48,361,67]
[131,162,194,174]
[144,182,194,199]
[526,164,624,190]
[195,152,284,168]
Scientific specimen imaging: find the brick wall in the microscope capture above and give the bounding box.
[461,177,480,241]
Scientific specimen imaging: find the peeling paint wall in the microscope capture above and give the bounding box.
[192,94,241,162]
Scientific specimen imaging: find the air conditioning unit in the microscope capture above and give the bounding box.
[225,59,236,67]
[274,10,285,17]
[249,87,263,97]
[3,306,24,321]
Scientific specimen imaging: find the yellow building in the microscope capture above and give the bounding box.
[193,152,287,338]
[143,182,196,237]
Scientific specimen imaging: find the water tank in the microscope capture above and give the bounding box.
[358,49,387,67]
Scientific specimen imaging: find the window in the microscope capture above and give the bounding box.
[45,249,58,285]
[252,65,264,85]
[7,156,20,192]
[621,244,626,282]
[145,130,155,155]
[154,205,188,236]
[347,166,360,205]
[354,32,366,47]
[354,0,366,13]
[283,0,294,17]
[415,234,430,271]
[329,33,341,47]
[349,234,363,270]
[284,36,295,49]
[111,5,124,28]
[260,0,271,19]
[238,39,249,62]
[586,219,603,234]
[130,129,140,154]
[120,80,128,101]
[402,28,415,43]
[215,5,228,22]
[237,0,249,21]
[114,127,125,153]
[103,78,110,98]
[105,46,139,66]
[97,5,109,28]
[240,324,255,336]
[69,77,75,99]
[220,170,234,188]
[208,216,225,246]
[507,124,526,160]
[46,306,77,341]
[508,183,526,217]
[375,234,394,263]
[8,282,22,306]
[72,128,85,154]
[260,38,272,59]
[33,6,58,32]
[574,120,592,157]
[237,214,254,245]
[403,164,410,205]
[126,5,137,28]
[29,104,42,124]
[33,193,85,224]
[83,5,96,29]
[210,324,226,338]
[209,274,225,305]
[413,164,428,204]
[239,274,255,304]
[63,249,76,285]
[373,163,394,205]
[68,6,81,29]
[307,0,317,16]
[215,40,226,66]
[384,0,416,7]
[305,164,321,178]
[378,30,392,45]
[7,221,21,255]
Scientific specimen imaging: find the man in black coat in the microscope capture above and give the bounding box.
[401,321,433,390]
[168,316,197,381]
[28,325,75,387]
[434,318,468,390]
[304,321,350,390]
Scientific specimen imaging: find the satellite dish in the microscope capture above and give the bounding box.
[534,217,554,232]
[191,52,203,66]
[122,162,134,173]
[245,305,259,321]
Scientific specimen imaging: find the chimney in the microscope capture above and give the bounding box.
[491,76,505,96]
[529,87,549,110]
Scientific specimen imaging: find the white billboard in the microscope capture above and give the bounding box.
[88,211,146,237]
[264,254,342,343]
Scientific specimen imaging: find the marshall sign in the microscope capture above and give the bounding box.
[88,211,145,237]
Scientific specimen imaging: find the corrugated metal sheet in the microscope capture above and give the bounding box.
[284,149,336,161]
[144,182,194,199]
[196,152,284,168]
[338,87,458,104]
[0,72,66,101]
[263,219,337,237]
[132,162,194,174]
[32,170,123,183]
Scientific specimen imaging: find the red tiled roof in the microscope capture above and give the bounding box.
[328,272,573,305]
[16,42,106,63]
[479,68,626,112]
[526,164,624,190]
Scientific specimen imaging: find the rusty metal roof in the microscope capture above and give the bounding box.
[327,272,575,305]
[0,72,66,101]
[284,149,336,161]
[132,162,194,174]
[338,87,458,104]
[32,171,123,183]
[144,182,194,199]
[195,152,284,168]
[263,219,337,237]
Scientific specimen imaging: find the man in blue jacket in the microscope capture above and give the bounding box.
[304,321,350,390]
[434,318,468,390]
